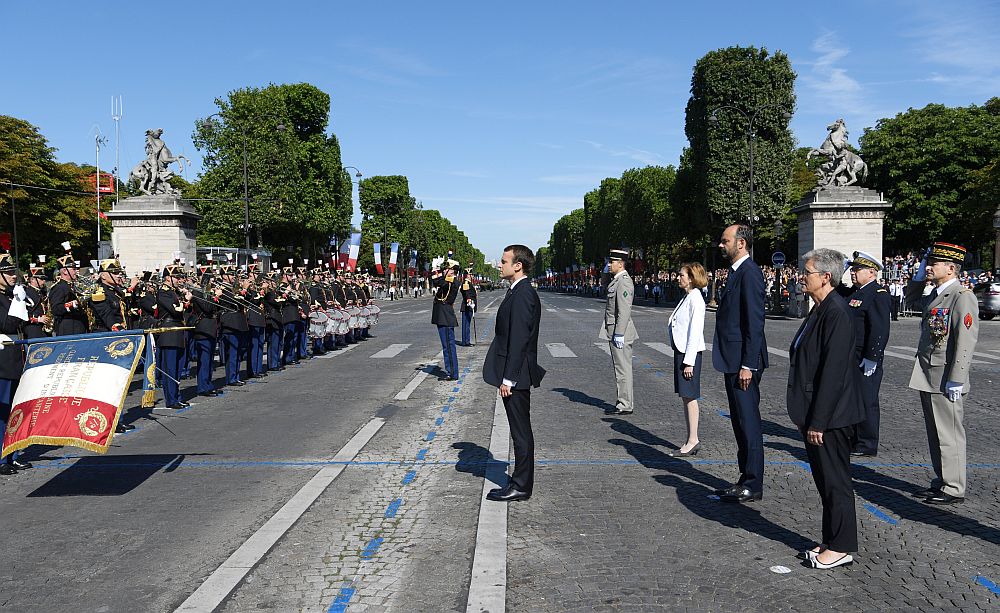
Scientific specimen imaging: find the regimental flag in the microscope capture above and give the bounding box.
[338,237,351,269]
[374,243,383,275]
[2,332,145,457]
[389,242,399,274]
[347,232,361,272]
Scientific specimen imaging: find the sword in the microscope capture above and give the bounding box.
[471,306,477,345]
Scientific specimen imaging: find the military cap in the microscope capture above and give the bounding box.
[163,264,184,277]
[927,242,967,265]
[99,258,124,274]
[609,248,629,261]
[848,251,882,271]
[0,253,16,273]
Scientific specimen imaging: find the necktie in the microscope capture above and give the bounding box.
[928,288,938,302]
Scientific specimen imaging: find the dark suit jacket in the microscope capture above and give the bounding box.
[786,291,865,431]
[483,279,545,390]
[712,258,769,373]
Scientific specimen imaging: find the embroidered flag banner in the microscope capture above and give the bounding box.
[389,242,399,274]
[347,232,361,271]
[2,331,145,458]
[374,243,383,275]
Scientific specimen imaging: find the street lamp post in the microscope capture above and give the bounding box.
[708,103,793,259]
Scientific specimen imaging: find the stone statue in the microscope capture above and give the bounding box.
[128,128,189,195]
[807,118,869,188]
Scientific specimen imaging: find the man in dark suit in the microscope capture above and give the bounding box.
[483,244,545,502]
[712,224,769,503]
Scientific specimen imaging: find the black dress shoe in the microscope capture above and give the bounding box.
[10,459,32,470]
[924,492,964,505]
[0,464,16,475]
[115,423,136,433]
[486,485,531,502]
[911,487,940,498]
[229,381,246,387]
[167,403,188,410]
[714,484,737,496]
[614,409,634,415]
[851,450,877,457]
[199,390,221,397]
[721,487,762,503]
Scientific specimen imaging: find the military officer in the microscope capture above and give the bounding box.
[838,251,891,457]
[431,260,461,380]
[599,248,638,415]
[48,248,89,336]
[23,260,51,339]
[905,242,979,505]
[459,268,477,346]
[90,259,129,333]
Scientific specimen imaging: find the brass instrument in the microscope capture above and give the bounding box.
[72,272,100,330]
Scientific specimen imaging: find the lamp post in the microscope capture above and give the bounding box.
[199,113,287,262]
[708,103,793,259]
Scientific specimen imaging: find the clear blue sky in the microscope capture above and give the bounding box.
[4,1,998,262]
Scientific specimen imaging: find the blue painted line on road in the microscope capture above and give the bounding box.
[717,410,730,419]
[442,405,450,412]
[435,417,444,426]
[327,586,356,613]
[415,449,428,461]
[654,372,664,377]
[402,470,417,484]
[452,386,460,392]
[974,575,1000,595]
[448,396,456,402]
[863,503,898,525]
[426,431,437,441]
[385,498,403,518]
[360,537,383,559]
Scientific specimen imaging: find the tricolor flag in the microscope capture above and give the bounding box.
[389,242,399,274]
[347,232,361,271]
[2,331,145,457]
[374,243,383,275]
[338,237,351,269]
[408,249,417,271]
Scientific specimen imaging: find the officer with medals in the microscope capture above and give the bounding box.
[431,259,461,380]
[156,265,192,409]
[23,259,51,339]
[459,267,477,346]
[905,242,979,505]
[217,264,249,387]
[48,248,90,336]
[262,269,286,372]
[190,265,222,397]
[600,248,638,415]
[0,253,32,474]
[837,251,891,457]
[244,264,268,379]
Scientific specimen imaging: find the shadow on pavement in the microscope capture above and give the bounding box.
[452,442,507,488]
[551,387,616,413]
[27,454,191,497]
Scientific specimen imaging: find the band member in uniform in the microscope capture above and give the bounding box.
[431,260,461,380]
[600,248,638,415]
[460,268,478,346]
[905,242,979,505]
[156,265,192,409]
[48,248,89,336]
[244,266,267,379]
[280,267,301,365]
[263,272,286,372]
[838,251,891,457]
[217,264,249,387]
[309,268,328,355]
[23,260,51,339]
[90,259,129,333]
[0,253,31,474]
[190,267,222,397]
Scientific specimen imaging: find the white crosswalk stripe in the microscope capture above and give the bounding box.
[545,343,578,358]
[370,344,411,359]
[564,308,579,313]
[643,342,673,356]
[594,342,611,356]
[586,308,600,313]
[414,309,429,314]
[892,345,994,363]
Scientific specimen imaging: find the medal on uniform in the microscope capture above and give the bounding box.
[849,299,862,307]
[928,307,950,346]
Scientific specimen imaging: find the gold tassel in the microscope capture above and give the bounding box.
[141,389,156,408]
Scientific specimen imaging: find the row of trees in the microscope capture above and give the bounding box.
[541,45,1000,276]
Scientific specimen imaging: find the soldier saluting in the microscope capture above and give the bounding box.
[47,244,89,336]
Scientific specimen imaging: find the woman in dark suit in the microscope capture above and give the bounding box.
[787,248,865,570]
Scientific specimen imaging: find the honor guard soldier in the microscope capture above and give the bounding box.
[91,259,129,333]
[190,266,222,397]
[460,268,477,346]
[431,260,461,380]
[839,251,891,457]
[906,242,979,505]
[23,259,51,339]
[0,254,32,474]
[156,265,192,409]
[217,264,249,387]
[600,248,638,415]
[48,246,90,336]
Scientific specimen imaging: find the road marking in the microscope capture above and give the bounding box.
[545,343,578,358]
[594,342,611,356]
[394,361,439,400]
[465,394,510,613]
[395,310,411,314]
[315,343,361,359]
[483,298,498,311]
[891,345,992,364]
[643,342,673,356]
[174,418,385,613]
[564,308,579,312]
[883,349,917,361]
[768,347,790,359]
[414,309,430,314]
[586,308,600,313]
[370,343,411,359]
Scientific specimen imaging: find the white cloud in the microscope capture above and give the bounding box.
[581,140,662,166]
[800,31,868,117]
[446,170,490,179]
[536,173,605,186]
[904,5,1000,94]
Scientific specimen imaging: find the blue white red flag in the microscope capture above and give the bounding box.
[374,242,383,275]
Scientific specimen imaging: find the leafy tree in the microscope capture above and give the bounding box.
[683,46,796,253]
[859,98,1000,252]
[548,208,585,272]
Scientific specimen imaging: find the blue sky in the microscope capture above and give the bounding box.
[4,0,999,262]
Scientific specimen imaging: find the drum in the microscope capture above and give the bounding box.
[359,307,371,328]
[324,309,341,336]
[348,306,361,329]
[335,309,351,335]
[367,304,381,326]
[308,310,329,338]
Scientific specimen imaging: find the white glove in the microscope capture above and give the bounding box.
[612,334,625,349]
[8,284,29,322]
[860,358,878,377]
[12,284,26,302]
[945,381,963,402]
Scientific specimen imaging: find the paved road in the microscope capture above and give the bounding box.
[2,289,998,612]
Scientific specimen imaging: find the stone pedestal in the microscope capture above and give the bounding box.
[791,186,892,265]
[105,195,201,274]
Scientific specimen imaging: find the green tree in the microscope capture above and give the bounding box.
[684,46,796,251]
[859,98,1000,252]
[549,208,585,273]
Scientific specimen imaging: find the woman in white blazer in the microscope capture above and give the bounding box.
[666,262,708,457]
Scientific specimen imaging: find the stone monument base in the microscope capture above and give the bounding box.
[792,186,892,266]
[105,195,201,274]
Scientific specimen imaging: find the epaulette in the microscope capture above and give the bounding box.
[876,288,887,293]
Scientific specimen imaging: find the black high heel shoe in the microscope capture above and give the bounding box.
[668,442,701,457]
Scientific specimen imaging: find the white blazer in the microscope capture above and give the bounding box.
[667,289,706,366]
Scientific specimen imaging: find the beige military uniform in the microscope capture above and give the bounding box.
[906,279,979,497]
[599,270,638,412]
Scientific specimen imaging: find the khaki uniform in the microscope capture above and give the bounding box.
[906,279,979,497]
[599,270,638,412]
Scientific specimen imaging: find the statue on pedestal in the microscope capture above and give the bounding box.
[807,118,869,188]
[128,128,189,196]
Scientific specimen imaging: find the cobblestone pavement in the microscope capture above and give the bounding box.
[2,290,998,612]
